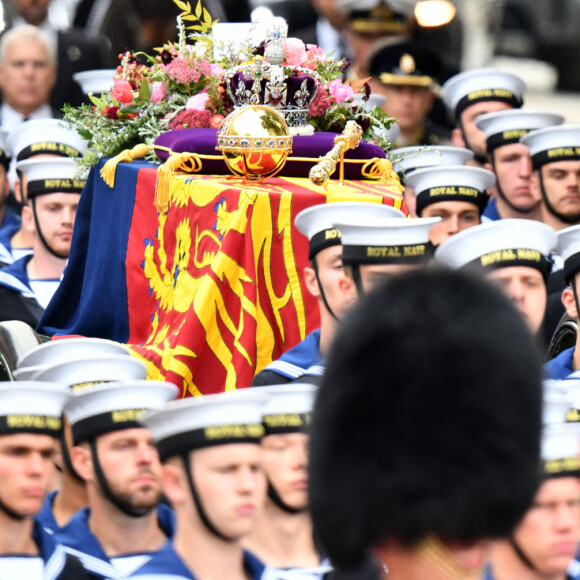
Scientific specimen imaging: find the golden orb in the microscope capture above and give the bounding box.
[216,105,293,181]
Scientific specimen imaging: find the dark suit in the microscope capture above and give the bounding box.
[51,29,112,112]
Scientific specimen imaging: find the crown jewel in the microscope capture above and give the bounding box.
[224,24,320,132]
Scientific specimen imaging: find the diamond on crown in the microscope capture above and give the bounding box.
[225,56,320,130]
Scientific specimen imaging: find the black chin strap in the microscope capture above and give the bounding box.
[59,432,84,484]
[458,118,488,166]
[351,265,364,297]
[31,197,69,260]
[89,439,152,519]
[491,153,539,215]
[311,257,338,321]
[181,454,235,542]
[510,536,537,572]
[539,168,580,225]
[267,480,306,515]
[571,278,580,325]
[0,495,26,521]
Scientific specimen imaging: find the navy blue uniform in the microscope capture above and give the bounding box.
[253,330,324,386]
[55,504,175,579]
[545,346,575,380]
[127,540,266,579]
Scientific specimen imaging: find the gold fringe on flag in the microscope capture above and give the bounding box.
[100,143,150,188]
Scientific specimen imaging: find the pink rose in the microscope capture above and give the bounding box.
[110,80,133,104]
[185,92,210,111]
[210,63,226,79]
[305,44,326,70]
[327,79,354,104]
[306,44,325,60]
[150,82,167,104]
[283,38,308,66]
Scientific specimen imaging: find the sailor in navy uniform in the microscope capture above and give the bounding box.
[141,390,271,579]
[16,343,147,533]
[404,164,495,247]
[391,145,474,218]
[54,381,178,579]
[442,69,526,167]
[435,219,556,337]
[4,119,88,266]
[475,110,564,222]
[485,419,580,580]
[519,126,580,344]
[0,129,22,267]
[0,381,92,579]
[0,157,84,327]
[545,225,580,379]
[335,215,440,296]
[243,385,332,579]
[252,202,405,387]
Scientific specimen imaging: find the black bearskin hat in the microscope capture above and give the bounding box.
[308,268,542,569]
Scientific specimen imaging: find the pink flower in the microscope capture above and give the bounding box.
[327,79,354,105]
[210,63,226,79]
[309,87,331,118]
[162,57,210,84]
[110,80,133,103]
[210,114,225,129]
[283,38,308,66]
[186,92,210,111]
[150,82,167,103]
[169,109,213,130]
[304,44,326,70]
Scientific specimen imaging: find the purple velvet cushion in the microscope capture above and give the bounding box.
[154,128,385,179]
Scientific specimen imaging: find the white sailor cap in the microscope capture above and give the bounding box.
[256,383,317,435]
[541,423,580,478]
[64,380,178,445]
[521,125,580,170]
[390,145,474,178]
[405,165,495,216]
[0,381,72,437]
[73,69,117,95]
[143,390,268,461]
[15,337,131,380]
[475,109,564,152]
[294,201,406,260]
[543,392,571,425]
[561,375,580,423]
[8,119,88,162]
[0,128,10,169]
[556,224,580,283]
[435,219,556,278]
[31,355,148,390]
[544,378,567,396]
[338,0,415,12]
[441,69,526,118]
[16,157,85,199]
[335,216,440,266]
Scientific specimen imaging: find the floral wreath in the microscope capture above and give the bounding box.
[64,0,395,172]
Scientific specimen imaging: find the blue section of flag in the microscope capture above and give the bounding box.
[38,159,150,339]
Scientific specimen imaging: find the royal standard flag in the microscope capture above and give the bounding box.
[40,160,406,396]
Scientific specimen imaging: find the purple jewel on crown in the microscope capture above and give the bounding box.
[224,23,320,135]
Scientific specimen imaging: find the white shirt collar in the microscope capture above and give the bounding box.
[1,103,54,132]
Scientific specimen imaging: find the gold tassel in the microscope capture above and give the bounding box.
[362,158,404,193]
[100,143,151,188]
[154,152,203,213]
